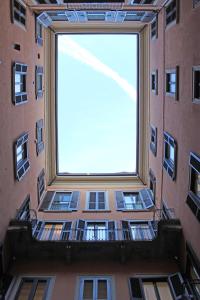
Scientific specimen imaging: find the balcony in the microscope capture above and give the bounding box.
[3,209,183,267]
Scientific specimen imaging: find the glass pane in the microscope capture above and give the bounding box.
[40,224,52,240]
[51,192,71,210]
[157,282,173,300]
[17,281,32,300]
[33,281,47,300]
[170,83,176,93]
[170,73,176,83]
[83,280,93,299]
[51,224,63,240]
[143,282,157,300]
[37,74,42,91]
[97,280,107,299]
[194,172,200,197]
[15,83,21,93]
[169,146,174,162]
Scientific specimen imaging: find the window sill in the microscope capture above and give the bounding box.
[43,209,78,213]
[82,210,111,213]
[117,209,154,212]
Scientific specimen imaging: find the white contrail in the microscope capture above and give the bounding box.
[58,35,137,102]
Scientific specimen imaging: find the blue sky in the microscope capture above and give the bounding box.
[57,34,138,174]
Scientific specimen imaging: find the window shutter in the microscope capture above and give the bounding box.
[39,191,54,211]
[168,273,184,299]
[33,221,43,239]
[98,192,105,209]
[89,192,96,209]
[116,191,124,210]
[139,188,154,209]
[61,222,72,241]
[76,220,85,241]
[70,191,79,209]
[121,221,131,240]
[108,221,115,241]
[129,278,144,300]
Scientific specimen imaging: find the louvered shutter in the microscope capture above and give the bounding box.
[129,278,144,300]
[139,189,154,209]
[98,192,105,210]
[121,221,131,240]
[39,191,54,211]
[108,221,115,241]
[76,220,85,241]
[116,191,125,210]
[37,12,52,28]
[33,221,43,239]
[61,222,72,241]
[69,191,79,209]
[168,273,184,299]
[89,192,96,209]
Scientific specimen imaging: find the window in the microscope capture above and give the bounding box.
[79,276,112,300]
[34,221,72,241]
[166,67,179,100]
[86,192,108,210]
[151,17,158,40]
[76,220,116,241]
[129,273,190,300]
[16,195,30,221]
[12,62,27,105]
[163,132,177,180]
[192,66,200,103]
[36,119,44,155]
[39,191,80,211]
[149,169,156,202]
[193,0,200,8]
[115,189,154,210]
[35,17,43,46]
[165,0,179,28]
[122,221,155,241]
[14,132,30,181]
[35,66,43,99]
[150,125,157,156]
[11,0,26,27]
[37,169,45,203]
[186,244,200,299]
[151,70,158,95]
[186,152,200,222]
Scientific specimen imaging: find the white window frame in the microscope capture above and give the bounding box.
[86,191,108,210]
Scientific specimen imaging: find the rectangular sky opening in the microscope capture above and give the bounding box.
[56,33,138,175]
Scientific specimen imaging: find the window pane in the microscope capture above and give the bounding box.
[51,192,71,210]
[83,280,93,299]
[17,280,32,300]
[97,280,107,299]
[157,282,173,300]
[40,224,52,240]
[143,282,157,300]
[51,224,63,240]
[33,281,47,300]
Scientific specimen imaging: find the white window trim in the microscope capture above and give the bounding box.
[86,191,109,210]
[5,275,55,300]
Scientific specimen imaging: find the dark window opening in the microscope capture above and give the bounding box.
[163,132,177,180]
[192,66,200,103]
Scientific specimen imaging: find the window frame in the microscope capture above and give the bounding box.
[166,67,179,100]
[45,26,150,187]
[5,276,55,300]
[86,191,108,211]
[14,132,30,181]
[163,132,177,181]
[150,125,157,156]
[12,62,28,105]
[35,65,43,99]
[192,66,200,104]
[35,16,43,46]
[78,276,113,300]
[165,0,179,29]
[186,152,200,222]
[33,220,72,241]
[36,119,44,155]
[122,220,155,241]
[11,0,26,29]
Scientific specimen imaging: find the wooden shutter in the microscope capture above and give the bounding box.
[168,273,184,299]
[121,221,131,240]
[116,191,125,210]
[76,220,85,241]
[89,192,97,209]
[98,192,105,209]
[129,278,144,300]
[39,191,54,211]
[108,221,115,241]
[61,222,72,241]
[139,189,154,209]
[69,191,79,209]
